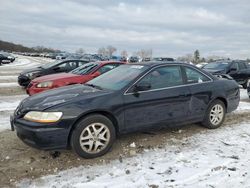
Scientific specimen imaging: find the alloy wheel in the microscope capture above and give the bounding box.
[209,104,224,126]
[79,123,110,154]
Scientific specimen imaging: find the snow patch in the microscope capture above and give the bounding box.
[18,122,250,187]
[0,82,19,87]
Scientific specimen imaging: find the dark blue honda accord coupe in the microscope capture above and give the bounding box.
[11,62,240,158]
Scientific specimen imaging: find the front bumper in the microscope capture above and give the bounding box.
[18,75,31,87]
[11,115,71,150]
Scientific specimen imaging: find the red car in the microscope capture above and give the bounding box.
[26,61,124,95]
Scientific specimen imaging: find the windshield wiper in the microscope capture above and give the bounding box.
[84,83,103,90]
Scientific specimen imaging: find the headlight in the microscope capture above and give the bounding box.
[23,111,63,123]
[36,81,53,88]
[25,71,40,78]
[25,73,33,77]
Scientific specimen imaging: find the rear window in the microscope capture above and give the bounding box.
[238,62,247,70]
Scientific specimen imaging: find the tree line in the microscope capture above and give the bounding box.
[0,40,60,53]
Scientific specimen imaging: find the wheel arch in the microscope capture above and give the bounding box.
[210,96,228,110]
[67,110,119,147]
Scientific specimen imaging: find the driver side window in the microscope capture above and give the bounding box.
[137,66,183,90]
[56,61,78,72]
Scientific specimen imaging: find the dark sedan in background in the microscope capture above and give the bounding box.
[0,52,15,65]
[202,60,250,88]
[11,62,240,158]
[18,59,90,87]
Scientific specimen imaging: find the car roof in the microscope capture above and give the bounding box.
[94,61,125,66]
[127,61,189,67]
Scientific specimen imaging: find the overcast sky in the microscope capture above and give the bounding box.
[0,0,250,58]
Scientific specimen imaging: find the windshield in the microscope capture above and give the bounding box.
[70,62,98,75]
[87,64,148,90]
[41,60,62,69]
[203,62,229,69]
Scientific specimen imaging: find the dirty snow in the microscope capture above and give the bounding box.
[16,89,250,188]
[18,122,250,188]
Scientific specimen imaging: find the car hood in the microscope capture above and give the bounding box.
[203,68,226,74]
[20,67,43,75]
[32,73,80,83]
[18,84,112,112]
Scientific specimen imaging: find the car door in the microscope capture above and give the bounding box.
[237,62,248,83]
[228,62,240,82]
[182,66,214,120]
[123,65,191,131]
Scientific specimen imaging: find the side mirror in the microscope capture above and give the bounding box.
[134,82,151,92]
[230,67,237,72]
[92,71,101,78]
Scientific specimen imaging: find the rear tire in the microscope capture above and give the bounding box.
[70,114,116,158]
[202,100,226,129]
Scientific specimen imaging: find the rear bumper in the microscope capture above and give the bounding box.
[1,59,11,64]
[227,89,240,113]
[11,116,70,150]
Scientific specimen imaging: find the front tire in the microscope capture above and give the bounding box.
[242,80,248,89]
[202,100,226,129]
[70,114,116,158]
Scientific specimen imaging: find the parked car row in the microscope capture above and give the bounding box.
[26,61,124,95]
[12,60,240,158]
[0,52,15,65]
[18,59,90,87]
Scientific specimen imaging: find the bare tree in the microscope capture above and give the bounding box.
[106,45,117,57]
[120,50,128,57]
[76,48,85,54]
[177,53,194,63]
[97,47,106,56]
[136,49,153,58]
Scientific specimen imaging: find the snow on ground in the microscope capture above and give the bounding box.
[0,95,27,132]
[0,82,19,87]
[0,70,23,75]
[235,89,250,113]
[0,114,12,132]
[0,75,17,79]
[236,101,250,112]
[240,89,249,100]
[0,58,39,68]
[18,122,250,188]
[0,95,27,111]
